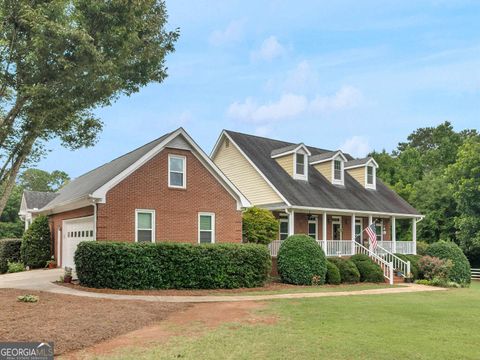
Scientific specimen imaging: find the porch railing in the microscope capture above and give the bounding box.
[355,242,394,285]
[269,240,353,257]
[373,244,411,278]
[377,241,416,254]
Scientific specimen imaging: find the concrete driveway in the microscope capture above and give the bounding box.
[0,268,63,291]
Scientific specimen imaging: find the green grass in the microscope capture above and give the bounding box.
[101,282,480,360]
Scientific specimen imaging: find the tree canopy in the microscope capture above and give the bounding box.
[19,168,69,192]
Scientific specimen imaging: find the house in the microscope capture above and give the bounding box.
[24,128,250,268]
[19,191,58,231]
[211,130,423,260]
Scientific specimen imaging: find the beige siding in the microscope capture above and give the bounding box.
[213,137,282,205]
[347,167,365,186]
[314,161,332,181]
[275,154,294,176]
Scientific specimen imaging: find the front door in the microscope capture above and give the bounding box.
[355,219,363,244]
[332,217,342,240]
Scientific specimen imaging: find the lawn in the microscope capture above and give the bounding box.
[102,282,480,360]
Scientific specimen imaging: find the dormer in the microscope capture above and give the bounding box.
[309,150,348,186]
[344,157,379,190]
[271,143,311,181]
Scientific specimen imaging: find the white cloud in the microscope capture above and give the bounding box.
[209,19,244,46]
[283,61,319,93]
[251,36,286,61]
[310,86,363,112]
[341,136,370,158]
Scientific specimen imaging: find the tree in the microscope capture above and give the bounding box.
[20,215,51,268]
[242,207,278,245]
[19,168,69,192]
[0,0,179,216]
[0,184,23,238]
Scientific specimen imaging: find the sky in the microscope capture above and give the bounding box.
[38,0,480,178]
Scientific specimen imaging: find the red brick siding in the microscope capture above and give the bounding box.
[96,147,242,243]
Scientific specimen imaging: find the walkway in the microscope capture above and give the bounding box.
[0,269,446,303]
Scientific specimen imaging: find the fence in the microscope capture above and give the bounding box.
[472,268,480,281]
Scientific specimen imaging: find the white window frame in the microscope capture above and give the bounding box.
[279,216,289,240]
[198,212,215,244]
[375,219,384,241]
[365,165,376,189]
[332,156,344,185]
[308,215,318,240]
[293,151,308,181]
[355,219,363,242]
[168,154,186,189]
[135,209,156,243]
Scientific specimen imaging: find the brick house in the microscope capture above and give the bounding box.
[23,128,249,268]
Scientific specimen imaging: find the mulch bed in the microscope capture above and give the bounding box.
[57,280,336,296]
[0,288,188,355]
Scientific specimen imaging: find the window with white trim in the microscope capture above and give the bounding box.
[168,154,186,188]
[279,217,289,240]
[308,215,317,240]
[293,152,308,180]
[334,160,342,181]
[198,213,215,243]
[136,210,155,242]
[296,153,305,175]
[366,165,375,188]
[375,219,384,241]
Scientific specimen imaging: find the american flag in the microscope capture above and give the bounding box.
[365,222,378,249]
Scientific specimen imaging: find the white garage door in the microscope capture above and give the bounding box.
[62,216,95,269]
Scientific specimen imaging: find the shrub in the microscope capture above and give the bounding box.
[328,258,360,283]
[21,216,51,269]
[8,261,26,273]
[242,207,278,245]
[426,241,471,285]
[416,241,429,256]
[17,295,39,303]
[418,255,453,281]
[351,255,384,283]
[325,261,341,285]
[394,253,422,279]
[0,238,22,274]
[75,242,271,289]
[277,235,327,285]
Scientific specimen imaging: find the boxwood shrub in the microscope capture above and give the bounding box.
[328,257,360,283]
[21,215,51,268]
[394,253,423,279]
[351,254,384,283]
[325,260,341,285]
[277,234,327,285]
[0,239,22,274]
[74,241,271,289]
[426,241,471,285]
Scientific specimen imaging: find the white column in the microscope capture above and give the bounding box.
[412,217,417,255]
[288,210,295,236]
[351,214,355,256]
[322,212,327,252]
[391,216,396,253]
[368,215,373,250]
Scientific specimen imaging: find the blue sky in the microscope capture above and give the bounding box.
[39,0,480,178]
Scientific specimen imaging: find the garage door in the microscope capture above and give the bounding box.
[62,216,95,269]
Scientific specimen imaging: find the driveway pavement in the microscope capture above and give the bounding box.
[0,269,446,303]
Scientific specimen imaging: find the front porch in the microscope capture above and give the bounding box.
[268,209,419,257]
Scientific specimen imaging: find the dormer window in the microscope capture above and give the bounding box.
[294,152,308,180]
[334,160,342,181]
[271,143,311,181]
[365,164,376,189]
[344,157,378,190]
[367,166,374,185]
[310,150,347,186]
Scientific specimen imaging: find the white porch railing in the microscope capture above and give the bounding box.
[373,244,411,278]
[355,242,394,285]
[377,241,415,254]
[269,240,353,257]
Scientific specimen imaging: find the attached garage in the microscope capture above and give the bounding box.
[61,216,95,269]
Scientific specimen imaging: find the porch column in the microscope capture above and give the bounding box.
[351,214,356,255]
[288,210,295,236]
[412,217,417,255]
[391,216,396,253]
[368,215,373,250]
[322,212,327,252]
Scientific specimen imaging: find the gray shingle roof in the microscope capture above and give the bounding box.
[43,131,172,209]
[23,191,58,210]
[309,151,340,163]
[345,157,373,168]
[271,143,303,157]
[225,130,420,215]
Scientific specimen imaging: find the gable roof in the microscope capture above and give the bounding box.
[309,150,347,164]
[23,191,58,210]
[221,130,420,216]
[271,143,311,158]
[40,128,250,213]
[345,157,378,169]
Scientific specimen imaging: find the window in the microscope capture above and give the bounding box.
[198,213,215,243]
[332,216,342,240]
[168,154,186,188]
[293,152,308,180]
[279,217,289,240]
[367,166,374,185]
[334,160,342,180]
[136,210,155,242]
[308,216,317,240]
[296,153,305,175]
[355,219,363,243]
[375,219,383,241]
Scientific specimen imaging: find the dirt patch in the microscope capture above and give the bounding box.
[0,288,188,356]
[63,301,276,359]
[57,280,333,296]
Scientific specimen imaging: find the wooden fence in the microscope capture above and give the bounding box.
[472,268,480,281]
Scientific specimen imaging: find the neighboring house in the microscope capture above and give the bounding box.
[212,130,423,259]
[19,191,58,231]
[24,128,250,268]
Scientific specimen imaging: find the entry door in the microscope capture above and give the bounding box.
[332,217,342,240]
[62,216,94,269]
[355,219,363,243]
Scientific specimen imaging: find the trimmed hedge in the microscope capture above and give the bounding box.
[426,241,471,285]
[351,254,384,283]
[0,239,22,274]
[328,258,360,283]
[325,260,341,285]
[394,253,422,279]
[75,241,271,289]
[21,215,51,268]
[277,235,327,285]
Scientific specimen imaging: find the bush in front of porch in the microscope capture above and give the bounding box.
[329,258,360,283]
[351,254,384,283]
[277,235,327,285]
